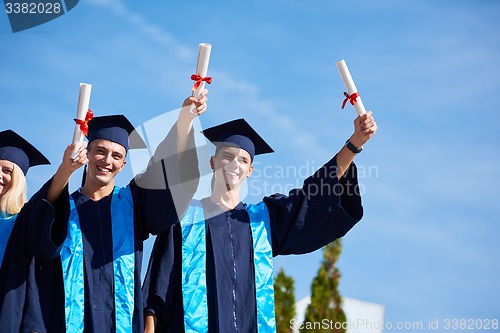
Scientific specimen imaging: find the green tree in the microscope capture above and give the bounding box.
[274,267,296,333]
[300,239,346,333]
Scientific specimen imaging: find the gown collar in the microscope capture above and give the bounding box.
[73,187,113,206]
[200,197,245,220]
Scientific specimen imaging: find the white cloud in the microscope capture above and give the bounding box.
[83,0,332,161]
[86,0,192,59]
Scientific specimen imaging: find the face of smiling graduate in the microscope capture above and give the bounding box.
[85,139,127,188]
[0,160,14,197]
[0,159,27,216]
[210,146,254,192]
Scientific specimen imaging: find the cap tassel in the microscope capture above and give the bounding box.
[81,165,87,188]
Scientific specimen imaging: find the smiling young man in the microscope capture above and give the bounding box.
[143,108,377,332]
[31,92,207,333]
[84,137,127,197]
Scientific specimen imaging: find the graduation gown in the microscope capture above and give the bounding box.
[143,155,364,333]
[32,126,198,333]
[0,184,49,333]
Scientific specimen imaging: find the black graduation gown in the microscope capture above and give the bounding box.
[31,126,199,333]
[143,155,364,333]
[0,182,49,333]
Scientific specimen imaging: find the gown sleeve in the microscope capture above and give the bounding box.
[19,257,47,333]
[131,122,200,240]
[19,194,48,333]
[264,154,363,256]
[25,177,71,262]
[142,223,184,331]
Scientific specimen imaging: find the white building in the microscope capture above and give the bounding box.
[292,296,384,333]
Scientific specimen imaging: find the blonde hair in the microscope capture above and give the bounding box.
[0,163,27,217]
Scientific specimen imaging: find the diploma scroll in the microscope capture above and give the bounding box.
[190,43,212,113]
[336,59,367,116]
[70,83,92,159]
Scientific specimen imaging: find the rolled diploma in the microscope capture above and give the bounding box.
[336,59,367,116]
[70,83,92,159]
[190,43,212,114]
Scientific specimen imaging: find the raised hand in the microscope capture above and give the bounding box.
[350,111,377,148]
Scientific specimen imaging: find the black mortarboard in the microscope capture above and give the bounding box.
[202,118,274,161]
[0,130,50,175]
[87,115,146,151]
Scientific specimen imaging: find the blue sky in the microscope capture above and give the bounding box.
[1,0,499,331]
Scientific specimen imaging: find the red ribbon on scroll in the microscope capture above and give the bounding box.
[75,109,94,136]
[341,92,359,109]
[191,74,213,91]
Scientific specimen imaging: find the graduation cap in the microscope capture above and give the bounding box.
[0,130,50,175]
[87,115,146,151]
[202,118,274,161]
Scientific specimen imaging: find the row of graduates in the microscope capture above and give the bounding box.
[0,89,377,332]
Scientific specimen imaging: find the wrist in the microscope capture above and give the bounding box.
[345,137,363,154]
[58,164,74,178]
[348,135,363,150]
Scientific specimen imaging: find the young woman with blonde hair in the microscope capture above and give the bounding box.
[0,129,50,332]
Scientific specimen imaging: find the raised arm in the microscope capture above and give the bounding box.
[266,112,377,255]
[336,111,377,179]
[46,142,88,204]
[177,89,208,160]
[23,142,88,261]
[132,91,208,237]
